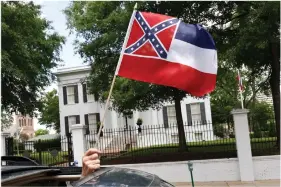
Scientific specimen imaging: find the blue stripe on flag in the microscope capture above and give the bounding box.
[175,22,216,50]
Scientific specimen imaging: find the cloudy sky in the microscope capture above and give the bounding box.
[34,1,84,131]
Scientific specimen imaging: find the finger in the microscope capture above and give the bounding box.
[88,163,100,171]
[86,163,100,175]
[83,153,99,163]
[85,159,100,166]
[84,148,101,156]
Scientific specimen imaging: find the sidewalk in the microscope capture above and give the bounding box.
[173,180,280,187]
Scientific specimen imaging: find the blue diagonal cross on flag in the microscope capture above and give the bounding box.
[124,11,179,59]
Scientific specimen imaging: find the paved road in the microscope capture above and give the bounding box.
[173,180,280,187]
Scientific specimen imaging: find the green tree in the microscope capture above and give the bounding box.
[219,2,280,147]
[39,89,60,133]
[249,101,275,138]
[1,110,13,131]
[1,1,65,116]
[65,1,236,151]
[35,129,49,137]
[211,63,270,125]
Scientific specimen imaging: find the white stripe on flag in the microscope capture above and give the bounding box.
[167,39,217,74]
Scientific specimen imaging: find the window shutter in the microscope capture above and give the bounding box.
[96,113,101,133]
[63,86,67,105]
[162,106,169,128]
[186,104,192,125]
[74,85,79,103]
[83,84,87,103]
[200,102,206,125]
[94,93,98,101]
[76,115,80,124]
[85,114,89,134]
[96,113,100,122]
[65,116,69,135]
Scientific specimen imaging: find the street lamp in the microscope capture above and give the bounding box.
[187,161,194,187]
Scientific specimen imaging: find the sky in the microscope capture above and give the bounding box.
[34,1,84,132]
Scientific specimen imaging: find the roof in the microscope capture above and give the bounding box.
[28,134,60,141]
[55,65,91,76]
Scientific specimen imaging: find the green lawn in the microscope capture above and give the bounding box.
[130,137,277,151]
[116,137,278,158]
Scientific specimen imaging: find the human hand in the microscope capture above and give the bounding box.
[81,148,101,177]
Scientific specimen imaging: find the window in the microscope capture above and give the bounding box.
[190,103,201,122]
[87,93,95,102]
[63,85,78,105]
[194,132,203,141]
[68,116,77,126]
[167,105,177,125]
[67,86,75,104]
[83,84,95,103]
[19,119,22,127]
[88,114,97,131]
[65,115,80,135]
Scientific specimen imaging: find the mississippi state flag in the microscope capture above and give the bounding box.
[116,11,217,97]
[237,71,244,91]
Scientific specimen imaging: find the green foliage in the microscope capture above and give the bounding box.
[218,2,280,143]
[249,101,275,138]
[13,140,25,154]
[33,138,61,151]
[136,118,143,126]
[269,122,277,137]
[35,129,49,137]
[213,124,225,138]
[1,1,65,115]
[39,89,60,133]
[1,110,13,131]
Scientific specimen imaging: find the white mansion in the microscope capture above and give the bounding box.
[55,65,215,150]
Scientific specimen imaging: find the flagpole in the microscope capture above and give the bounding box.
[238,70,244,109]
[94,3,138,148]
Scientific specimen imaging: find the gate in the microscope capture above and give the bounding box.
[5,137,14,156]
[4,135,74,167]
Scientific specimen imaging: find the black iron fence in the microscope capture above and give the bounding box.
[86,117,278,165]
[4,135,73,167]
[248,114,278,156]
[4,116,277,166]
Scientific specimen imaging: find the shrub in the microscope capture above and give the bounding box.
[33,138,61,151]
[12,141,26,154]
[213,124,225,138]
[229,133,235,138]
[254,130,262,138]
[136,118,143,126]
[268,122,277,137]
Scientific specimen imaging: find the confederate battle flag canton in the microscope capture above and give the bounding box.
[124,11,179,59]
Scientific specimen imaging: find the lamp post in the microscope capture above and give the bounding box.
[187,161,194,187]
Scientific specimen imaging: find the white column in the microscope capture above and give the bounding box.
[70,124,87,167]
[231,109,254,181]
[1,133,11,156]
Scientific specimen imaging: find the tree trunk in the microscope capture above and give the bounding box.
[174,93,187,152]
[269,41,280,150]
